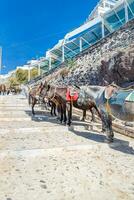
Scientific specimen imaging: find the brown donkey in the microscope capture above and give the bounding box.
[29,82,57,116]
[40,83,101,126]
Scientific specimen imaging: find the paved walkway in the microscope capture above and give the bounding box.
[0,95,134,200]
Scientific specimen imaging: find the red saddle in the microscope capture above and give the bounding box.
[66,89,78,101]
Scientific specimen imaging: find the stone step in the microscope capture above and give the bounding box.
[0,125,99,151]
[0,115,31,119]
[0,104,28,107]
[0,95,26,98]
[0,125,133,152]
[0,118,58,128]
[0,102,29,105]
[0,127,45,134]
[0,117,31,122]
[0,113,31,117]
[0,144,105,156]
[0,106,31,111]
[0,110,29,113]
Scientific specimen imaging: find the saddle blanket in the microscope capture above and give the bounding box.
[125,91,134,102]
[110,90,134,105]
[66,89,78,101]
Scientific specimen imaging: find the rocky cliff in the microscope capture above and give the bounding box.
[45,19,134,87]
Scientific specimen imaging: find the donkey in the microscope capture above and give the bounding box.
[29,82,44,115]
[40,83,101,126]
[77,84,134,143]
[29,82,57,116]
[40,84,68,124]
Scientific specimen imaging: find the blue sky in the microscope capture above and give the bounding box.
[0,0,98,74]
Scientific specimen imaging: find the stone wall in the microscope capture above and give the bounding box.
[47,19,134,87]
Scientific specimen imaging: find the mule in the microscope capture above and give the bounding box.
[77,84,134,142]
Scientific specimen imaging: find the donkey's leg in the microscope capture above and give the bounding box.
[60,105,63,123]
[56,104,61,121]
[54,103,57,116]
[28,94,31,105]
[66,102,72,126]
[105,114,114,142]
[63,104,67,124]
[100,109,114,142]
[54,107,57,116]
[80,110,86,121]
[83,110,87,121]
[90,108,95,122]
[50,104,53,116]
[32,98,37,115]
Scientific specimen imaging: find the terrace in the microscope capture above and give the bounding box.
[27,0,134,77]
[45,0,134,70]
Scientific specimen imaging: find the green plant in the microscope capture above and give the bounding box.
[66,58,76,70]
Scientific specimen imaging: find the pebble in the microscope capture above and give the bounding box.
[40,185,47,189]
[40,180,46,183]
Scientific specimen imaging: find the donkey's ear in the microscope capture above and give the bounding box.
[105,85,118,100]
[110,82,118,88]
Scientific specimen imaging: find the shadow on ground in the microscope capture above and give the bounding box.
[25,109,134,155]
[72,129,134,155]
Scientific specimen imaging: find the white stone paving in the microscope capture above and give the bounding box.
[0,95,134,200]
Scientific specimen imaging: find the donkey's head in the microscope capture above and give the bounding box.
[39,81,49,97]
[39,81,54,100]
[105,82,119,100]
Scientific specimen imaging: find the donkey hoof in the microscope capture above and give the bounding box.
[80,117,85,121]
[104,139,114,143]
[68,126,74,131]
[85,125,89,130]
